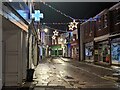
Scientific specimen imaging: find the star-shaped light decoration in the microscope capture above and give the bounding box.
[68,24,73,31]
[53,30,59,36]
[52,35,56,40]
[68,19,79,31]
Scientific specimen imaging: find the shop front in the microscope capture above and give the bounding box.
[85,42,94,62]
[50,44,62,57]
[95,40,110,64]
[66,43,71,58]
[111,37,120,65]
[71,41,79,60]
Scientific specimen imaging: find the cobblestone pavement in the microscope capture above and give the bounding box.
[33,57,120,90]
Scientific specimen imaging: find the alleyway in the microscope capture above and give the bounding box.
[33,57,120,90]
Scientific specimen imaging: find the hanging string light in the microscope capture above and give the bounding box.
[42,25,67,32]
[39,0,74,20]
[42,22,69,25]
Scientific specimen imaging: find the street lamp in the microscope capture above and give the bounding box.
[44,28,48,33]
[60,38,63,41]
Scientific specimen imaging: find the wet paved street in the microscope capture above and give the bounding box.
[33,57,120,90]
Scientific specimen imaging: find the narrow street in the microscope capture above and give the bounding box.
[33,57,120,90]
[1,1,120,90]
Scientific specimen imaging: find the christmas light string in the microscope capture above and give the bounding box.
[43,25,67,33]
[38,0,99,31]
[42,22,69,25]
[39,0,74,20]
[39,1,98,22]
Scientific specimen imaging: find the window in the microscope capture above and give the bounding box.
[89,21,92,33]
[84,25,87,33]
[116,8,120,24]
[98,17,101,30]
[104,13,108,28]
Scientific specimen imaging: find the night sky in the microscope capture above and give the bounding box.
[34,2,117,31]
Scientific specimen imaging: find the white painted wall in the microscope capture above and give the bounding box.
[2,17,28,86]
[22,31,27,80]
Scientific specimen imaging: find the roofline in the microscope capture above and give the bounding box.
[109,2,120,11]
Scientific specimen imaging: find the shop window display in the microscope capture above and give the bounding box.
[111,42,120,64]
[85,42,94,60]
[85,46,93,60]
[98,41,110,63]
[85,48,93,57]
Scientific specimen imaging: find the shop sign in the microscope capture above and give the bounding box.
[95,50,98,54]
[85,42,93,46]
[71,42,77,46]
[111,38,120,43]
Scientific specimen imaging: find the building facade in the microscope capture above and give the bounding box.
[94,9,111,65]
[70,29,79,60]
[1,1,29,88]
[82,20,95,62]
[109,2,120,65]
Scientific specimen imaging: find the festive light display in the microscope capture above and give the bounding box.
[40,0,74,20]
[68,19,79,31]
[32,10,43,22]
[52,35,56,40]
[53,30,59,36]
[42,23,69,25]
[38,0,100,32]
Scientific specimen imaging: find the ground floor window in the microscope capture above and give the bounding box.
[98,41,110,63]
[85,42,94,60]
[111,38,120,64]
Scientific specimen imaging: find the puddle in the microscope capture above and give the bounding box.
[64,75,74,79]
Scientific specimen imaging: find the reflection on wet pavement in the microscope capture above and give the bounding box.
[33,57,120,90]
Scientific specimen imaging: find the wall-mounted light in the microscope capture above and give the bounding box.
[9,0,13,2]
[44,28,48,33]
[60,38,63,41]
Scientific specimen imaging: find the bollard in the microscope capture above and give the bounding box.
[26,69,34,82]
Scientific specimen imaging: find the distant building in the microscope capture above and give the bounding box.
[109,2,120,65]
[93,9,110,64]
[80,19,96,62]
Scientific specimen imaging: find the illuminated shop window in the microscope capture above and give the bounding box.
[111,38,120,64]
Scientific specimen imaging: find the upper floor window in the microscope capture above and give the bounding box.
[84,25,88,34]
[89,21,92,33]
[98,17,102,30]
[104,13,108,28]
[115,8,120,25]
